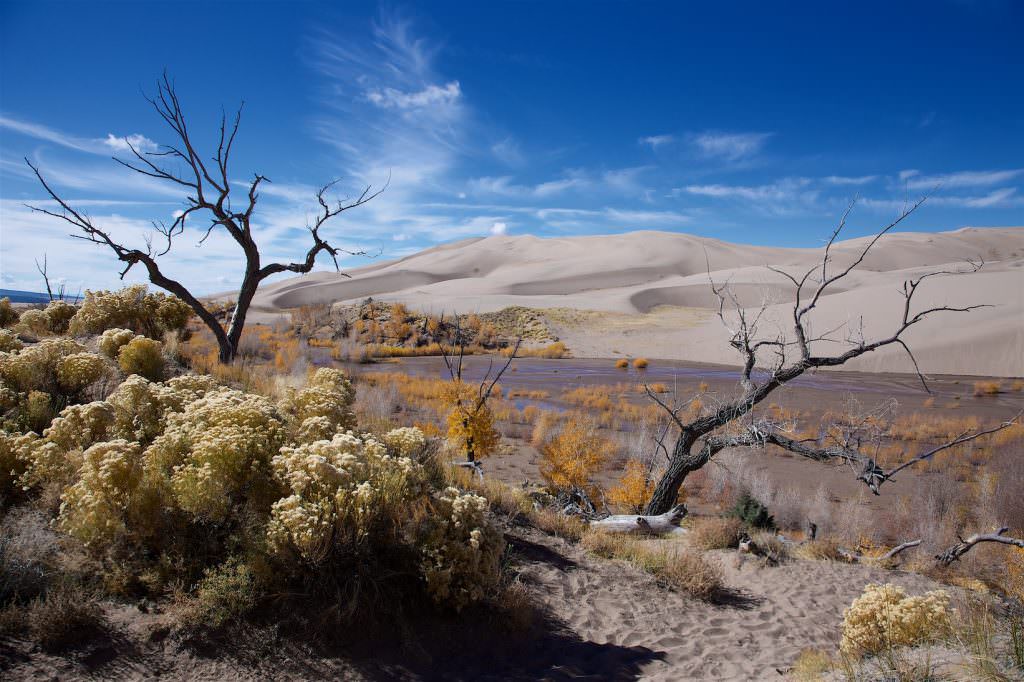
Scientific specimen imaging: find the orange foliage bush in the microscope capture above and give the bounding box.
[538,413,616,496]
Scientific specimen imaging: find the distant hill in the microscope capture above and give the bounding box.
[0,289,81,304]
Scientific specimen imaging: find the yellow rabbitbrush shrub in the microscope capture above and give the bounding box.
[278,367,356,441]
[117,337,164,381]
[419,486,504,610]
[56,352,108,394]
[267,430,428,562]
[0,297,18,327]
[0,329,23,353]
[43,300,77,334]
[57,439,143,547]
[17,309,50,336]
[68,285,191,338]
[98,328,137,359]
[840,583,951,657]
[0,338,86,394]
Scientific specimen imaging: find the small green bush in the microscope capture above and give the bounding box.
[730,491,775,530]
[117,337,164,381]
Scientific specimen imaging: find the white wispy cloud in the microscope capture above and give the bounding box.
[490,221,507,235]
[689,131,772,161]
[823,175,878,186]
[639,134,674,149]
[905,169,1023,190]
[366,81,461,110]
[0,115,157,155]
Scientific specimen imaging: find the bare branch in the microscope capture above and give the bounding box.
[936,527,1024,566]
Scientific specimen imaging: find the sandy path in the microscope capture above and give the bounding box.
[510,528,952,681]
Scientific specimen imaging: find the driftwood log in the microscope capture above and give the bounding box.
[589,504,688,535]
[936,527,1024,566]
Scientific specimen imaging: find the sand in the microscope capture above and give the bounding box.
[251,227,1024,377]
[2,523,963,681]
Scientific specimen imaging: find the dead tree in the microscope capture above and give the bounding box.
[26,73,382,363]
[643,199,1016,515]
[440,318,521,475]
[35,254,74,302]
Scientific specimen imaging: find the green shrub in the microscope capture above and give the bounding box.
[180,557,258,630]
[117,336,164,381]
[730,491,775,530]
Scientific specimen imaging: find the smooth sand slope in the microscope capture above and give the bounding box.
[252,227,1024,377]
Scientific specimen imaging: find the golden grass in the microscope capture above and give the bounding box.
[973,380,1003,396]
[689,516,744,550]
[580,532,724,600]
[632,357,649,369]
[614,358,629,369]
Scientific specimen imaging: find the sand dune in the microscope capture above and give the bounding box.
[252,227,1024,376]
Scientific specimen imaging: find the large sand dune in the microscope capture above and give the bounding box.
[252,227,1024,376]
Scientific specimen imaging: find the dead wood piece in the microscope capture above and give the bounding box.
[589,504,688,535]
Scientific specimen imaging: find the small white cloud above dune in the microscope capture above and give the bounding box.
[690,131,772,161]
[490,221,507,235]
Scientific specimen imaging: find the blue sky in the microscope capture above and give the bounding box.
[1,0,1022,294]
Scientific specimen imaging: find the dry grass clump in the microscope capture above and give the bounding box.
[839,583,951,657]
[614,358,629,369]
[632,357,649,369]
[689,516,744,550]
[973,380,1003,396]
[24,583,103,651]
[502,341,567,359]
[0,297,19,327]
[793,538,852,562]
[581,532,724,600]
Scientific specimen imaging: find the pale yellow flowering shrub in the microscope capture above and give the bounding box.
[840,583,951,657]
[0,430,35,497]
[104,374,173,444]
[43,401,116,452]
[44,300,77,334]
[419,486,504,610]
[56,352,108,393]
[0,338,86,394]
[383,426,427,457]
[68,285,191,338]
[266,429,428,563]
[278,367,356,437]
[118,336,164,381]
[151,388,285,521]
[25,390,53,433]
[98,328,137,359]
[57,439,143,546]
[17,309,50,335]
[0,329,22,353]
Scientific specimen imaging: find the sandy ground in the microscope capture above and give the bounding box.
[0,522,965,682]
[250,227,1024,377]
